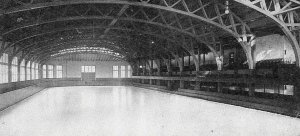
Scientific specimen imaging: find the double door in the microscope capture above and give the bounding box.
[81,66,96,81]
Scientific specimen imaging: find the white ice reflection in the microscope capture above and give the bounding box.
[0,86,299,136]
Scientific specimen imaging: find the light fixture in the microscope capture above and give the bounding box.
[51,47,124,58]
[237,38,242,42]
[76,28,82,34]
[225,1,229,14]
[17,17,23,22]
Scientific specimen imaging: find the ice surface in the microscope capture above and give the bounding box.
[0,86,299,136]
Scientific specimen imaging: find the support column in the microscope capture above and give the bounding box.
[149,79,153,85]
[249,69,256,96]
[249,83,255,96]
[293,76,300,104]
[180,54,184,76]
[194,81,200,91]
[273,84,278,97]
[141,78,145,84]
[190,51,200,73]
[206,86,210,91]
[149,60,153,84]
[39,64,43,79]
[179,72,183,77]
[180,80,184,89]
[17,61,21,82]
[24,61,27,80]
[169,57,172,76]
[216,43,224,71]
[167,80,172,90]
[145,60,151,76]
[142,60,146,76]
[53,65,57,78]
[203,53,206,65]
[30,62,33,80]
[239,36,255,69]
[234,48,238,77]
[137,59,141,76]
[157,68,161,76]
[188,55,191,74]
[175,55,184,86]
[217,82,223,93]
[150,59,153,76]
[164,58,172,76]
[154,59,161,76]
[157,79,161,86]
[198,47,201,70]
[8,57,12,83]
[132,63,138,76]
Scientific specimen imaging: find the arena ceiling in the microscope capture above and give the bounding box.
[0,0,299,68]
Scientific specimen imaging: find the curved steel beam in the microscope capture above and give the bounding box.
[34,48,131,64]
[23,40,133,62]
[28,40,131,58]
[1,0,251,42]
[4,17,213,52]
[10,27,210,66]
[1,0,251,46]
[15,38,125,55]
[12,27,185,57]
[1,0,256,69]
[26,48,126,64]
[39,52,126,64]
[23,33,172,62]
[20,35,153,63]
[3,16,114,35]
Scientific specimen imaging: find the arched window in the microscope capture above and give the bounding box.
[31,62,35,80]
[121,66,126,78]
[11,57,18,82]
[128,65,131,78]
[26,61,31,80]
[35,63,39,79]
[56,65,63,78]
[20,60,25,81]
[43,65,47,78]
[48,65,53,78]
[0,53,8,83]
[112,66,118,78]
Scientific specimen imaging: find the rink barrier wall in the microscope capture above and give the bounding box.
[0,78,133,112]
[0,86,46,111]
[0,78,133,94]
[1,78,298,117]
[0,80,38,94]
[36,78,133,87]
[132,83,300,117]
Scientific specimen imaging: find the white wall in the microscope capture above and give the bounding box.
[47,61,131,78]
[254,34,295,62]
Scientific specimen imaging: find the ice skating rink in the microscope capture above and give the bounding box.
[0,86,300,136]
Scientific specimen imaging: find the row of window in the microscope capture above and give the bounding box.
[0,53,63,84]
[42,65,63,79]
[81,66,96,73]
[80,65,131,78]
[0,53,9,83]
[1,54,132,84]
[113,65,131,78]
